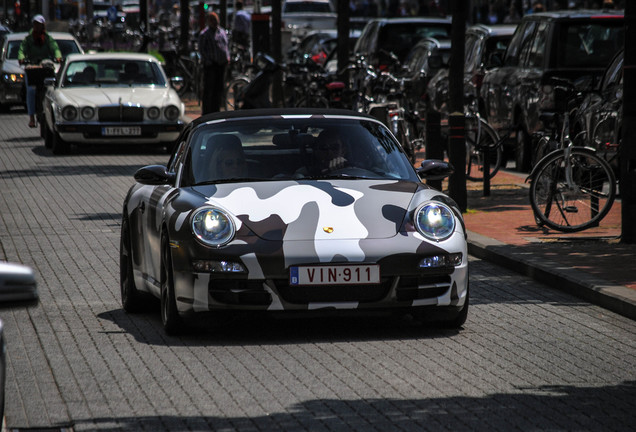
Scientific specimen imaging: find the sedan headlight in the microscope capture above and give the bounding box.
[164,105,180,121]
[192,207,235,247]
[147,106,160,119]
[62,106,78,121]
[415,202,456,241]
[80,106,95,120]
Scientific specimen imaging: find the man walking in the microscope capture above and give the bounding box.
[198,12,230,114]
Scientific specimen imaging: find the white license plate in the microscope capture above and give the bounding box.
[289,265,380,286]
[102,126,141,136]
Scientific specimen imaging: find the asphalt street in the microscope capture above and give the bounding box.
[0,108,635,431]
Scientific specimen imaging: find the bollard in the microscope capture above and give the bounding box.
[425,110,443,191]
[448,112,467,212]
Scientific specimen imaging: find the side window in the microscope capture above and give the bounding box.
[527,22,549,68]
[504,21,536,67]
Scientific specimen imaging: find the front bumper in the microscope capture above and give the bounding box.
[56,121,185,144]
[168,234,469,316]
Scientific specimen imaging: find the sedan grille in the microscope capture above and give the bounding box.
[98,106,143,122]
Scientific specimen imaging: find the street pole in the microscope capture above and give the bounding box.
[447,0,467,212]
[621,2,636,243]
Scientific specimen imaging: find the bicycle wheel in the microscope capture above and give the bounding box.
[529,148,616,233]
[465,117,502,182]
[225,77,249,111]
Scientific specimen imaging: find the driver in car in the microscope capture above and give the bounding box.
[18,14,62,128]
[296,129,349,177]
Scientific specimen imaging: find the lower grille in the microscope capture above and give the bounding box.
[395,275,451,300]
[98,106,144,122]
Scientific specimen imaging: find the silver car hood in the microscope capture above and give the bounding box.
[58,86,176,107]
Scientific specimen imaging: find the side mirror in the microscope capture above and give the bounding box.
[170,76,185,93]
[417,159,455,181]
[134,165,175,185]
[0,261,39,308]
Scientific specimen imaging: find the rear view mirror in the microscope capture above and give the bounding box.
[0,261,38,308]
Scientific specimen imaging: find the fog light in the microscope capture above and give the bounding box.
[193,260,246,273]
[419,253,462,268]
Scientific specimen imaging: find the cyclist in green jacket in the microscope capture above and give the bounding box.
[18,14,62,128]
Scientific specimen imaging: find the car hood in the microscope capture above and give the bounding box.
[56,86,178,107]
[190,179,436,241]
[1,59,23,75]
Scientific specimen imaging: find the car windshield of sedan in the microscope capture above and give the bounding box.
[183,117,419,185]
[6,39,82,60]
[62,59,166,87]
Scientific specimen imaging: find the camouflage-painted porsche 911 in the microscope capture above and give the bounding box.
[120,109,469,334]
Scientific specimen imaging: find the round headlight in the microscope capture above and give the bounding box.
[62,106,78,121]
[415,202,456,241]
[147,106,160,119]
[164,105,180,121]
[80,106,95,120]
[192,208,235,247]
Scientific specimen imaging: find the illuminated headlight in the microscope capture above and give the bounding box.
[147,106,160,119]
[80,106,95,120]
[2,73,24,83]
[192,260,246,273]
[415,202,456,241]
[419,253,463,268]
[62,106,78,121]
[192,207,235,247]
[164,105,180,121]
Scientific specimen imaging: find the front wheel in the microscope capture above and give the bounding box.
[465,118,502,181]
[120,216,144,312]
[529,148,616,232]
[51,130,70,155]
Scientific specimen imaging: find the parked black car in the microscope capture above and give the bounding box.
[353,17,452,72]
[573,48,623,175]
[480,10,624,171]
[427,23,516,118]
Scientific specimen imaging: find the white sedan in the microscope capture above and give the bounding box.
[42,52,186,154]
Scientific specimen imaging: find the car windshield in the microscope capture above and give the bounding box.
[378,23,452,63]
[6,39,81,60]
[62,59,166,87]
[183,117,419,185]
[557,21,624,68]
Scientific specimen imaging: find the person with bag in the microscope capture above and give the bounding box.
[198,12,230,115]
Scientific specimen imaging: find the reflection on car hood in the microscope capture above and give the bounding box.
[1,60,24,75]
[193,179,431,241]
[58,87,176,107]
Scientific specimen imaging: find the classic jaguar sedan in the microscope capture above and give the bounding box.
[121,109,468,334]
[42,52,186,154]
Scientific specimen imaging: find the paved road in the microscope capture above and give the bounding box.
[1,109,635,431]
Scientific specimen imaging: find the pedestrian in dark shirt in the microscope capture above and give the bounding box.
[198,12,230,115]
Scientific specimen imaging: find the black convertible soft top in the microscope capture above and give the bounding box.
[191,108,379,127]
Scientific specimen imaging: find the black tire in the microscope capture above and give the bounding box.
[44,124,53,149]
[514,125,531,172]
[416,285,469,329]
[161,233,183,335]
[529,148,616,232]
[51,130,70,155]
[120,216,144,312]
[225,77,249,111]
[444,286,469,329]
[465,118,502,181]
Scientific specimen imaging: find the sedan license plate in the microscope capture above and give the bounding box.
[102,126,141,136]
[290,265,380,286]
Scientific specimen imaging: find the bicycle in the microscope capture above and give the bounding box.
[527,80,616,233]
